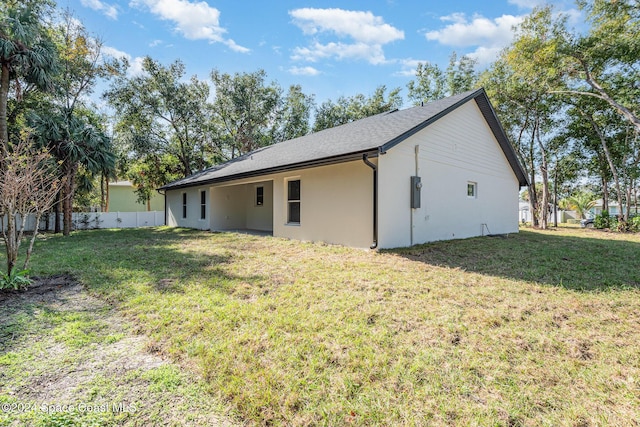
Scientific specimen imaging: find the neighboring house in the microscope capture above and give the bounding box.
[587,200,639,218]
[159,88,528,249]
[108,181,164,212]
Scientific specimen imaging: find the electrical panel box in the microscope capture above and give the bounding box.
[411,176,421,209]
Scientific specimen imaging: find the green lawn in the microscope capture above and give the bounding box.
[5,226,640,425]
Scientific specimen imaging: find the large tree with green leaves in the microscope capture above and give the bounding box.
[31,11,116,235]
[210,69,284,158]
[106,57,213,179]
[481,7,567,229]
[0,0,57,157]
[407,52,477,105]
[312,85,402,132]
[556,0,640,133]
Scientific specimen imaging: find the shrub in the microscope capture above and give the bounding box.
[594,210,610,229]
[0,269,32,290]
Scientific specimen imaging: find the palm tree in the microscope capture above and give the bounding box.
[0,0,57,155]
[566,191,597,219]
[30,109,116,235]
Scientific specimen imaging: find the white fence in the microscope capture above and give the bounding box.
[3,211,165,232]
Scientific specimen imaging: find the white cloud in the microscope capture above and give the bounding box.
[101,46,145,76]
[425,13,523,66]
[130,0,249,53]
[507,0,547,8]
[292,41,386,65]
[80,0,118,19]
[393,58,430,77]
[289,8,404,65]
[288,66,321,76]
[149,39,162,47]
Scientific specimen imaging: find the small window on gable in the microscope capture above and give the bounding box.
[256,186,264,206]
[467,182,477,198]
[182,193,187,218]
[200,190,206,220]
[287,179,300,224]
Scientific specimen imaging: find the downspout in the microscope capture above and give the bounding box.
[157,189,166,226]
[362,153,378,249]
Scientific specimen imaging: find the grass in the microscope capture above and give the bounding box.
[4,226,640,426]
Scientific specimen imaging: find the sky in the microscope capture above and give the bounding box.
[61,0,581,106]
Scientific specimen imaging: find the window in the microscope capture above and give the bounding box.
[256,186,264,206]
[287,179,300,224]
[200,190,206,220]
[467,182,477,198]
[182,193,187,218]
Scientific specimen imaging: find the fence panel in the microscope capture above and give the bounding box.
[2,212,165,232]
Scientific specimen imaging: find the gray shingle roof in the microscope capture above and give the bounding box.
[160,88,528,190]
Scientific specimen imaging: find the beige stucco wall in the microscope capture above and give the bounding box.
[166,185,210,230]
[166,160,375,248]
[210,180,273,232]
[377,100,520,249]
[271,160,374,248]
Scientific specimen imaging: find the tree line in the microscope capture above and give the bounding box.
[1,0,639,281]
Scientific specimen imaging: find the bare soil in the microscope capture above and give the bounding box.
[0,276,237,426]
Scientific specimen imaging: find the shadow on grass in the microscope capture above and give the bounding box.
[27,227,267,300]
[388,229,640,291]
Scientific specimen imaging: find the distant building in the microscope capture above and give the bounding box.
[108,181,164,212]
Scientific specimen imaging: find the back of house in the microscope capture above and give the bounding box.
[159,88,528,249]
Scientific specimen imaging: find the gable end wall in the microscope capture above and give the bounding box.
[377,100,520,248]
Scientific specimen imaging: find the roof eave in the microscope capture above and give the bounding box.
[159,149,380,191]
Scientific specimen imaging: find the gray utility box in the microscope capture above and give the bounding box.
[411,176,422,209]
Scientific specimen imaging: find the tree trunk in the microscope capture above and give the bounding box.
[537,129,550,230]
[553,162,559,227]
[62,162,78,236]
[602,176,609,213]
[54,192,61,234]
[0,62,10,161]
[4,209,16,275]
[105,177,110,212]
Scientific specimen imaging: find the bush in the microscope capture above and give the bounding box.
[594,210,611,229]
[628,215,640,232]
[0,269,32,290]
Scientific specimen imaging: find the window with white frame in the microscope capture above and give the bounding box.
[200,190,206,220]
[182,193,187,218]
[467,182,477,198]
[287,179,300,224]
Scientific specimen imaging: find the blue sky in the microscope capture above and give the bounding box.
[66,0,579,105]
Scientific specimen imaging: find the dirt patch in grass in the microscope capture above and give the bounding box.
[0,275,236,427]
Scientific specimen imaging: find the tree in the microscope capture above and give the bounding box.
[35,13,116,235]
[274,84,314,142]
[481,7,568,229]
[555,0,640,133]
[0,138,60,280]
[312,85,402,132]
[210,69,283,158]
[0,0,57,158]
[107,57,213,178]
[407,52,477,105]
[566,190,597,219]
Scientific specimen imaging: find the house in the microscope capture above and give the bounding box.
[108,181,164,212]
[159,88,528,249]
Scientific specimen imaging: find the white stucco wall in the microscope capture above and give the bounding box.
[378,100,520,249]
